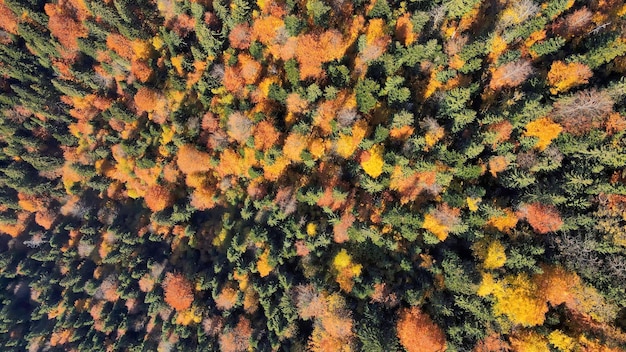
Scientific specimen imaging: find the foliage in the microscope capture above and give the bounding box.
[396,307,447,352]
[162,273,194,311]
[0,0,624,351]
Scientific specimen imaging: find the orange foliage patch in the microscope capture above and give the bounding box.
[283,132,308,162]
[45,3,88,51]
[251,15,284,45]
[473,333,512,352]
[606,113,626,135]
[144,185,174,212]
[101,276,120,302]
[518,203,563,234]
[106,33,134,60]
[390,168,439,204]
[0,1,18,34]
[296,30,346,80]
[134,87,165,114]
[395,13,416,46]
[488,155,509,177]
[49,329,73,347]
[487,120,513,147]
[35,210,57,230]
[223,65,245,95]
[238,54,262,84]
[253,120,280,151]
[396,306,447,352]
[162,273,194,311]
[217,148,245,178]
[131,59,153,82]
[286,93,309,114]
[177,144,212,174]
[333,211,355,244]
[190,188,217,210]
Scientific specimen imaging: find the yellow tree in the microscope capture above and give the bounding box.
[547,61,592,94]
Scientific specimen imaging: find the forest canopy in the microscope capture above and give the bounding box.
[0,0,626,351]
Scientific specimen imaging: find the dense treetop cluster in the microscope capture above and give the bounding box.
[0,0,626,350]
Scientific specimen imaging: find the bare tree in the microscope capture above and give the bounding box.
[552,89,614,134]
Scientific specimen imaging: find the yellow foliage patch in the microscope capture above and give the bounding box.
[422,213,448,241]
[306,223,317,236]
[175,307,202,325]
[257,248,273,277]
[131,39,153,60]
[488,35,507,62]
[365,18,386,45]
[335,120,368,158]
[467,197,480,212]
[262,156,290,181]
[524,117,562,151]
[486,209,518,232]
[479,273,548,327]
[484,240,506,269]
[171,55,185,75]
[547,61,593,94]
[333,249,352,270]
[548,330,575,352]
[361,144,384,178]
[424,126,445,149]
[510,331,550,352]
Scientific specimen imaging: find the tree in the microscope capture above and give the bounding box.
[489,60,533,90]
[229,23,252,49]
[396,306,447,352]
[552,89,613,135]
[253,120,280,151]
[219,317,252,352]
[226,112,253,144]
[162,273,194,311]
[144,185,174,212]
[176,145,212,174]
[44,3,88,51]
[134,87,165,114]
[518,203,563,234]
[523,118,562,151]
[547,61,592,94]
[0,1,18,35]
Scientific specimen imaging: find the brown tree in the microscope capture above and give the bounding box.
[229,23,252,49]
[552,89,613,135]
[489,60,533,90]
[219,317,252,352]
